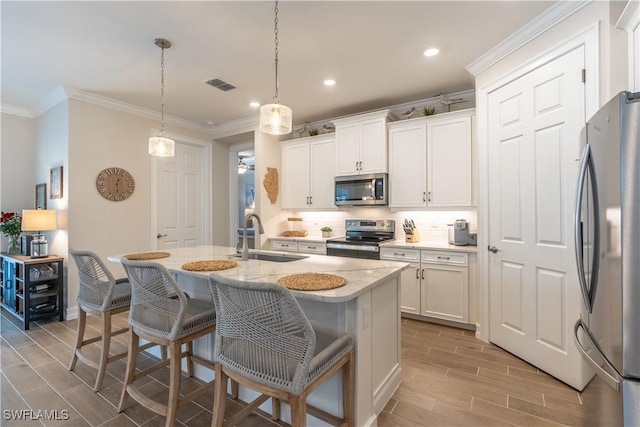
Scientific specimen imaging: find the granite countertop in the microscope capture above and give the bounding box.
[380,239,478,253]
[108,245,408,303]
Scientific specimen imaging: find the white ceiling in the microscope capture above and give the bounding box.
[1,1,554,128]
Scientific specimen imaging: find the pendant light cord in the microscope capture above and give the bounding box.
[273,0,280,104]
[160,45,166,136]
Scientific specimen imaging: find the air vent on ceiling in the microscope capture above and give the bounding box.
[206,78,236,92]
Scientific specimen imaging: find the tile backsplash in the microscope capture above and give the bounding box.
[278,207,477,243]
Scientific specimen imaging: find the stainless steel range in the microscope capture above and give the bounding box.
[326,219,395,260]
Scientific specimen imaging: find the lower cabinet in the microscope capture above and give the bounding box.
[270,239,326,255]
[0,253,64,330]
[381,247,470,325]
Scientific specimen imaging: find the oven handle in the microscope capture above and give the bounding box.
[326,242,379,252]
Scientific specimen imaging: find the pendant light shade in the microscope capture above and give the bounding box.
[149,38,175,157]
[260,0,292,135]
[260,103,292,135]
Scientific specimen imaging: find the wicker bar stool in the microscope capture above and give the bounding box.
[118,259,216,427]
[208,273,355,427]
[68,249,137,391]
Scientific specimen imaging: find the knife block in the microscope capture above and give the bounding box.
[405,229,420,243]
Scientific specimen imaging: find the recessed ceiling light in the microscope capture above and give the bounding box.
[424,47,440,57]
[323,79,336,86]
[249,102,260,108]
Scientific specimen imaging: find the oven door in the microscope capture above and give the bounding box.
[326,242,380,260]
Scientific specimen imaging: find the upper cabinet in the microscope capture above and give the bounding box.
[388,109,475,208]
[332,110,391,175]
[281,135,335,210]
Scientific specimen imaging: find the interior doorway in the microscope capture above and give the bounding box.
[229,141,255,250]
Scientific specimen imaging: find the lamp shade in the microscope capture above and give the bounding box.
[149,136,175,157]
[260,103,293,135]
[21,210,57,232]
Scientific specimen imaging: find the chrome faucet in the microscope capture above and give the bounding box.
[241,213,265,261]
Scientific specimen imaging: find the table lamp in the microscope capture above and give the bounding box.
[21,209,57,258]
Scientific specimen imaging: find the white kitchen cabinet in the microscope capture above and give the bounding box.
[270,239,298,252]
[297,241,326,255]
[427,115,473,207]
[281,135,335,209]
[332,110,391,175]
[381,246,470,325]
[420,250,468,324]
[380,247,421,315]
[388,109,474,208]
[388,121,427,207]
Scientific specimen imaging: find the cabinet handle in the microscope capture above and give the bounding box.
[282,244,289,248]
[437,256,450,260]
[421,268,425,280]
[394,252,405,257]
[423,192,426,202]
[356,161,359,171]
[416,268,420,279]
[428,191,432,202]
[309,196,313,205]
[308,246,316,250]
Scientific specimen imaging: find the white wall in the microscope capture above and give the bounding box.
[0,113,35,251]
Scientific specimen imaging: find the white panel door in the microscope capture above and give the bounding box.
[156,141,205,249]
[359,118,386,174]
[335,123,360,176]
[487,47,587,388]
[281,141,311,209]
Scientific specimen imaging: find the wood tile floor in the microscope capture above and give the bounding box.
[0,310,588,426]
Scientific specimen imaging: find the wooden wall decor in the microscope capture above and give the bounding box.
[263,167,278,204]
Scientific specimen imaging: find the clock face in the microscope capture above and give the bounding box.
[96,167,135,201]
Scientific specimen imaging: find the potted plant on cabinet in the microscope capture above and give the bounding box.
[321,227,332,238]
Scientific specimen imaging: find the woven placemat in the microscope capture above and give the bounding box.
[124,251,171,261]
[277,273,347,291]
[181,260,238,272]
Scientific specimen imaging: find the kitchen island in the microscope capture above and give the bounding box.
[109,245,408,427]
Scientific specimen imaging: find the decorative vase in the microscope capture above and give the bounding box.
[6,235,20,254]
[322,231,331,238]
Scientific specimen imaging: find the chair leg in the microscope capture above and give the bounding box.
[290,395,307,427]
[186,341,194,377]
[271,398,281,421]
[68,308,87,371]
[211,365,227,427]
[342,352,355,427]
[165,341,182,427]
[93,311,112,391]
[231,379,239,399]
[118,328,138,413]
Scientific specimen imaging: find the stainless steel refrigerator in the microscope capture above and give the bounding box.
[573,91,640,426]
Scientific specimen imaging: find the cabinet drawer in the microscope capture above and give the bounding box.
[421,250,468,266]
[270,240,299,252]
[298,242,326,255]
[380,247,420,262]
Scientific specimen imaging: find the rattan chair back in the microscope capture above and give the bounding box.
[70,249,129,312]
[209,273,316,395]
[121,259,189,342]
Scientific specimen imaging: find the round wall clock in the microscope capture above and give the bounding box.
[96,167,135,201]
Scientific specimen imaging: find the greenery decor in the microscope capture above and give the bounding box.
[1,212,22,237]
[423,106,437,116]
[309,128,319,136]
[320,227,332,232]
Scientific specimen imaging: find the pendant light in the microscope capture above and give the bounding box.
[259,0,292,135]
[148,38,175,157]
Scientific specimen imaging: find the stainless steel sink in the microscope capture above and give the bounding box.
[228,252,309,262]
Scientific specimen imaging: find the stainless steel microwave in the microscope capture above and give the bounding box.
[334,173,387,206]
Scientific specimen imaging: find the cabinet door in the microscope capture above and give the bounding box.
[388,123,427,207]
[359,118,387,174]
[401,262,421,314]
[421,264,468,323]
[282,141,311,209]
[270,240,298,252]
[309,138,336,209]
[335,123,361,176]
[427,116,473,206]
[298,242,326,254]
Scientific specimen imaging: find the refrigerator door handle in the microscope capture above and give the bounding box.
[574,318,621,392]
[573,144,601,313]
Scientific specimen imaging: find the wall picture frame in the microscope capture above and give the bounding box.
[35,183,47,209]
[50,166,63,199]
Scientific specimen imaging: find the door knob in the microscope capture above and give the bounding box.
[488,245,499,253]
[157,233,167,239]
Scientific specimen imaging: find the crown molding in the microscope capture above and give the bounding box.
[0,104,33,117]
[615,0,639,30]
[466,0,591,76]
[209,115,260,140]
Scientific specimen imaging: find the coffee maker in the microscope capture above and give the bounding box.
[448,219,469,246]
